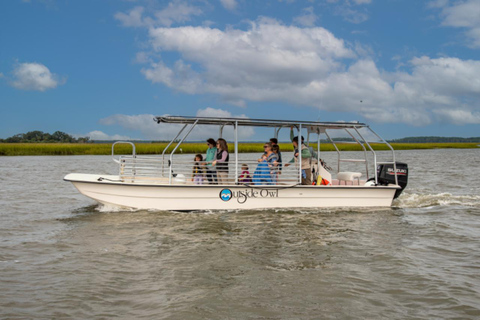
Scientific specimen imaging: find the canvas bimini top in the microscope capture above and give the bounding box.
[155,115,369,131]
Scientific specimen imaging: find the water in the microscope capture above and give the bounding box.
[1,149,480,319]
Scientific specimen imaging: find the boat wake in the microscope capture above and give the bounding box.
[394,192,480,208]
[95,204,140,213]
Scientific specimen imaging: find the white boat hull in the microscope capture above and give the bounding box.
[65,173,399,211]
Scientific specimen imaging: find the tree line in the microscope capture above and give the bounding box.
[0,131,90,143]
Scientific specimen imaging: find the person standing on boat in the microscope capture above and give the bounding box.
[270,138,282,171]
[212,138,229,185]
[285,136,312,185]
[290,126,318,159]
[203,138,217,184]
[272,144,281,181]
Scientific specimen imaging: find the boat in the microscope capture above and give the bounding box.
[64,116,408,210]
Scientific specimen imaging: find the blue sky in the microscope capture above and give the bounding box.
[1,0,479,141]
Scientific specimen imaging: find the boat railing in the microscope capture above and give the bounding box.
[112,141,136,164]
[116,156,302,185]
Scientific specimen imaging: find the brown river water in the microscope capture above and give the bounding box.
[1,149,480,319]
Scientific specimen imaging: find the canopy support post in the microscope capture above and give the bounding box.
[298,123,302,184]
[162,124,188,177]
[234,121,238,185]
[168,120,199,184]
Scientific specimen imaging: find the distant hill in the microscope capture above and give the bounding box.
[388,136,480,143]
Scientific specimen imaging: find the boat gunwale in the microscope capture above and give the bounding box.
[64,177,401,190]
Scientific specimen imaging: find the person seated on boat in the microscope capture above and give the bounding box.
[253,142,278,185]
[203,138,217,184]
[238,164,252,184]
[285,136,312,185]
[212,138,229,185]
[192,154,205,185]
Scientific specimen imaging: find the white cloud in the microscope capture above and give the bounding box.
[432,0,480,48]
[0,72,4,78]
[293,6,318,27]
[10,62,64,91]
[99,108,255,141]
[144,18,354,106]
[114,6,146,27]
[87,130,131,141]
[155,1,203,27]
[117,8,480,125]
[434,109,480,124]
[220,0,237,11]
[114,1,203,28]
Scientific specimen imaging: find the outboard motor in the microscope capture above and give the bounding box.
[377,162,408,199]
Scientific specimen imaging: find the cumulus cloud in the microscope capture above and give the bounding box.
[220,0,237,11]
[432,0,480,48]
[116,6,480,125]
[143,18,354,107]
[114,1,202,28]
[10,62,64,91]
[99,108,255,141]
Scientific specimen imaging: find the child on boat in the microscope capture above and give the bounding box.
[238,164,252,184]
[192,154,205,184]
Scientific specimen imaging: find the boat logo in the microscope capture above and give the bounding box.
[219,188,279,204]
[220,189,232,202]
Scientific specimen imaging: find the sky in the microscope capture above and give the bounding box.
[1,0,479,141]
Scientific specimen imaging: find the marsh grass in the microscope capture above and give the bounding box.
[0,142,478,156]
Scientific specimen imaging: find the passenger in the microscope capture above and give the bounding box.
[285,136,312,185]
[253,142,278,185]
[238,164,252,184]
[289,126,318,159]
[270,138,282,171]
[212,138,229,185]
[192,154,204,185]
[203,138,217,184]
[272,144,281,180]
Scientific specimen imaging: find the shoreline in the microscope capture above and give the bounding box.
[0,142,478,156]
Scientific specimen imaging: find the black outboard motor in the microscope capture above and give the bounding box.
[377,162,408,199]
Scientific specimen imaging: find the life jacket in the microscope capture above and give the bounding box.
[216,150,229,171]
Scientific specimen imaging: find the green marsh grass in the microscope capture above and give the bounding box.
[0,142,478,156]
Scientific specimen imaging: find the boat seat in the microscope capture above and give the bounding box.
[337,172,362,185]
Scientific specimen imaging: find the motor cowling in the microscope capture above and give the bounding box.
[377,162,408,199]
